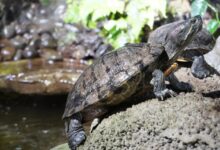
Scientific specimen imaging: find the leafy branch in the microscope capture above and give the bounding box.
[64,0,167,48]
[191,0,220,34]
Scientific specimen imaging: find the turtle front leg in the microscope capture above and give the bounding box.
[150,69,176,100]
[167,73,193,92]
[65,113,86,150]
[191,56,213,79]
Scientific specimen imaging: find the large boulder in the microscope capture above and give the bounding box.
[79,92,220,149]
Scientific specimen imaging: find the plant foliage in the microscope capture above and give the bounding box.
[65,0,167,48]
[191,0,220,34]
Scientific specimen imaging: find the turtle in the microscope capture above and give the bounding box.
[63,16,202,150]
[148,21,216,82]
[191,36,220,79]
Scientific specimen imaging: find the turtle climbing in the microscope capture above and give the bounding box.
[63,16,202,150]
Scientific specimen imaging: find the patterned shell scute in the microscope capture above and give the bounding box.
[63,44,157,118]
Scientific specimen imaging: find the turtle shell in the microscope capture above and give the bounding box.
[62,43,165,120]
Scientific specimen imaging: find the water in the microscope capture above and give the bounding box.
[0,94,67,150]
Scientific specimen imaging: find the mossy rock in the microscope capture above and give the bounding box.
[51,143,70,150]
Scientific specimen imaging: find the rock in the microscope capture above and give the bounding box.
[22,46,39,58]
[0,38,12,48]
[3,22,16,38]
[29,24,39,35]
[13,49,23,61]
[39,48,62,61]
[204,36,220,74]
[25,3,39,20]
[60,27,112,60]
[29,35,41,49]
[15,23,29,35]
[36,19,55,34]
[10,36,27,49]
[51,143,69,150]
[0,58,87,95]
[23,33,34,41]
[62,45,86,60]
[0,46,16,61]
[40,33,57,48]
[79,92,220,149]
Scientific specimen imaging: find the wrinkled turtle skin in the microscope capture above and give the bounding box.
[63,16,202,150]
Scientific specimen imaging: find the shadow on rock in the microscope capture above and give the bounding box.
[203,90,220,99]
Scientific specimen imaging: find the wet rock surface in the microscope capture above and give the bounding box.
[0,1,111,63]
[76,68,220,150]
[0,0,111,95]
[0,58,87,95]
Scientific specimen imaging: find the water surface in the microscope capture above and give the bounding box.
[0,94,67,150]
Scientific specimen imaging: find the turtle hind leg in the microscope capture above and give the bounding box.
[65,113,86,150]
[167,73,193,92]
[150,69,177,100]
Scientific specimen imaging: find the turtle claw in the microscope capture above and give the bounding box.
[152,69,177,100]
[90,118,100,133]
[68,131,86,150]
[154,88,177,100]
[169,89,177,97]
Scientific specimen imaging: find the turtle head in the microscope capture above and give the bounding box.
[165,15,203,59]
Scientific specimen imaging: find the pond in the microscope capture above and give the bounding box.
[0,94,67,150]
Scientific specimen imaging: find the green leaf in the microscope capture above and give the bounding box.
[92,0,124,21]
[64,0,167,48]
[64,0,83,23]
[103,19,128,31]
[207,19,219,34]
[40,0,50,6]
[125,0,166,42]
[109,31,129,48]
[64,2,80,23]
[191,0,208,17]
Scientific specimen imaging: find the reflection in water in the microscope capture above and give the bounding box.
[0,95,67,150]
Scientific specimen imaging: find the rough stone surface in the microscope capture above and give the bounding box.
[77,67,220,150]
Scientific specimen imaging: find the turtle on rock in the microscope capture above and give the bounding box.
[63,16,202,150]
